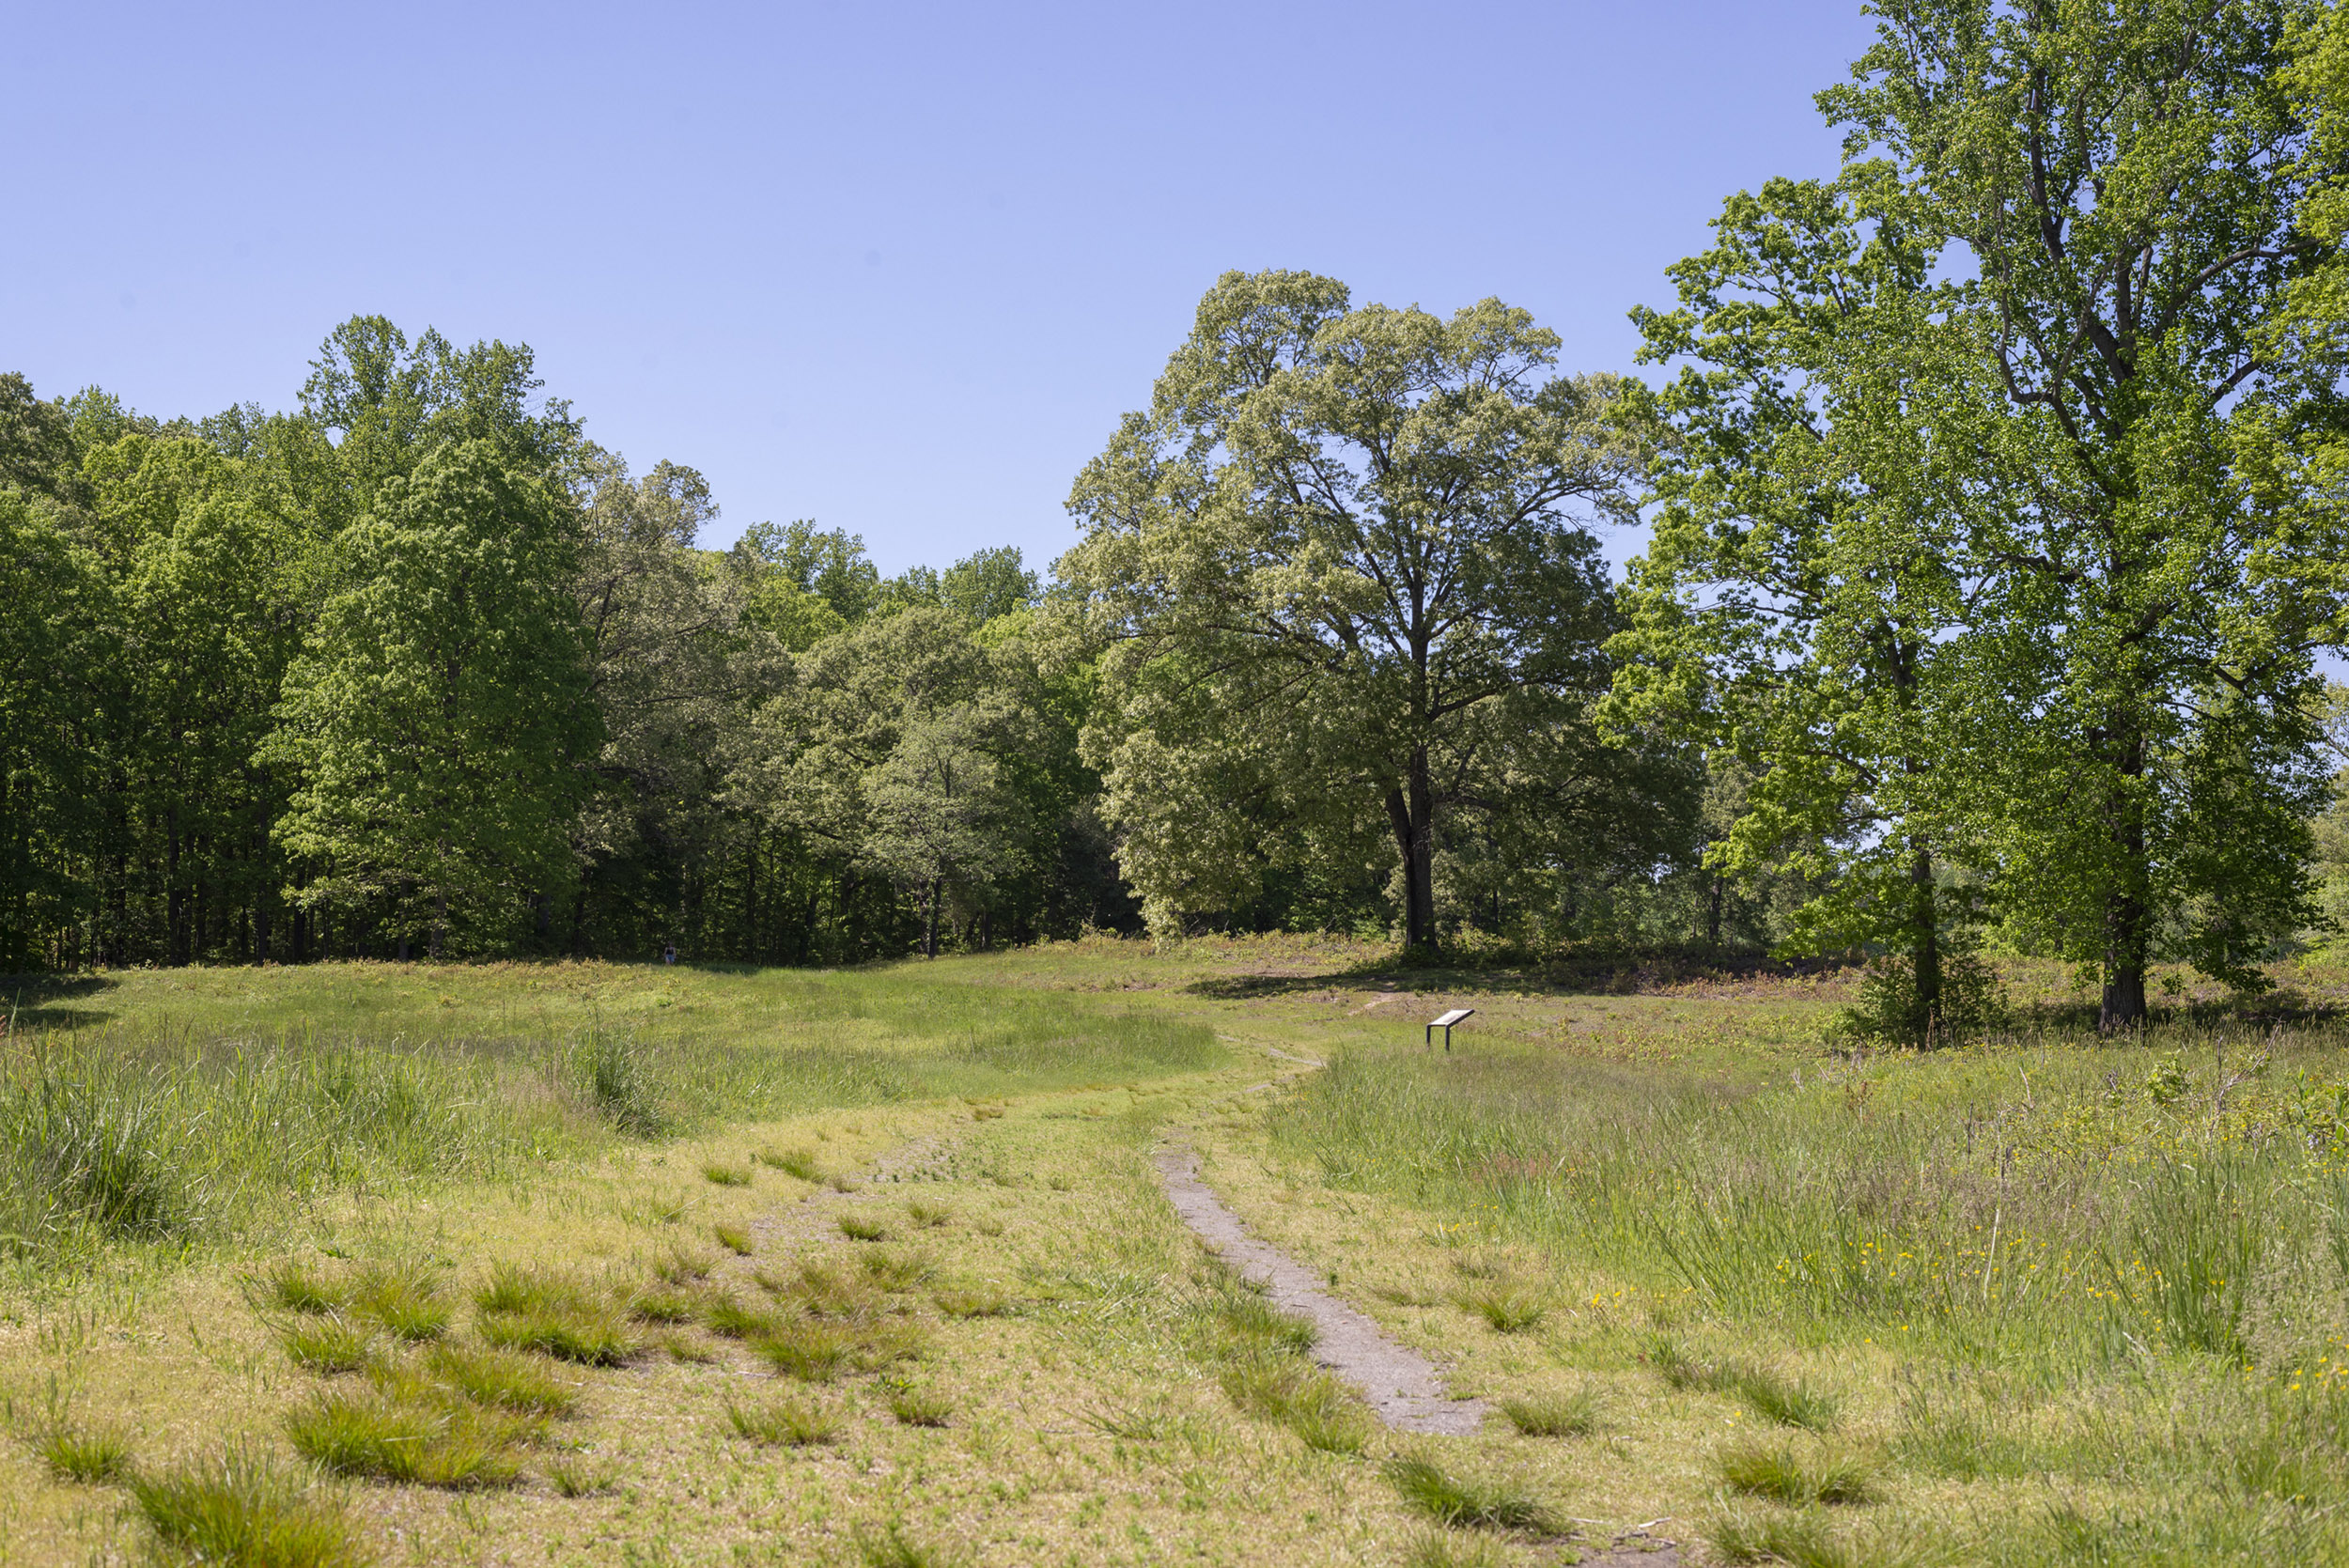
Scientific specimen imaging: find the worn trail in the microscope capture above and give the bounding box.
[1153,1145,1486,1436]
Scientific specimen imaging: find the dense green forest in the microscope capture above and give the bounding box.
[8,0,2349,1035]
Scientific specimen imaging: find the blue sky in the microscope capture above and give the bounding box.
[3,1,1877,576]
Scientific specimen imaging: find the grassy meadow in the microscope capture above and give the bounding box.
[2,939,2345,1565]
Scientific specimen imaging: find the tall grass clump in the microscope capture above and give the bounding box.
[130,1447,372,1568]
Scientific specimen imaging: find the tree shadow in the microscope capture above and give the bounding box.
[1183,949,1839,1001]
[1,973,119,1032]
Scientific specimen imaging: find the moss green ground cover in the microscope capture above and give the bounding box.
[3,939,2345,1565]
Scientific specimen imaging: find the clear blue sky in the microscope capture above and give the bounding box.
[3,1,1878,576]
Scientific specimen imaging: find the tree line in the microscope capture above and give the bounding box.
[7,0,2349,1036]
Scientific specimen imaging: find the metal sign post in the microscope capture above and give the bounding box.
[1425,1008,1473,1051]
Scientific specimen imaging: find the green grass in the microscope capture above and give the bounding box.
[0,960,1221,1264]
[278,1315,371,1374]
[933,1284,1010,1318]
[130,1447,372,1567]
[726,1393,843,1446]
[473,1265,638,1365]
[544,1454,615,1497]
[1715,1437,1878,1505]
[421,1343,579,1416]
[1457,1277,1546,1333]
[34,1421,131,1483]
[285,1389,527,1489]
[839,1213,889,1242]
[882,1380,953,1427]
[860,1247,935,1290]
[760,1146,821,1180]
[1499,1385,1603,1437]
[853,1521,972,1568]
[755,1319,856,1381]
[701,1160,752,1187]
[713,1222,754,1255]
[1381,1452,1559,1532]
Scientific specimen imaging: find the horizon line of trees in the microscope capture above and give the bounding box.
[8,1,2349,1040]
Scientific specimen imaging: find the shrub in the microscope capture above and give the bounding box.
[1840,950,2005,1048]
[130,1448,370,1568]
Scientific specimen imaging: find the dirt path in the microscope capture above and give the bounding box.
[1153,1145,1487,1436]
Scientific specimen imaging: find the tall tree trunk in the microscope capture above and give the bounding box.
[1908,839,1940,1041]
[1383,745,1439,959]
[925,878,941,958]
[2100,737,2150,1034]
[167,806,185,967]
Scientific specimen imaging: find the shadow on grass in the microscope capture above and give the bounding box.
[1184,948,1836,1001]
[2,972,118,1032]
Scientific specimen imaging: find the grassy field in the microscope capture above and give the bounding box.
[3,939,2346,1566]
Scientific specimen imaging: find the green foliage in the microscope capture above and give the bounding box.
[1840,951,2006,1048]
[1061,268,1677,954]
[268,439,598,956]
